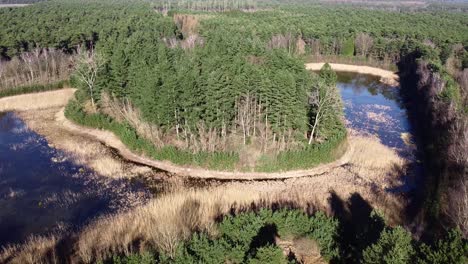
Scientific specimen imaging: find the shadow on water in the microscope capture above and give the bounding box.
[0,112,151,247]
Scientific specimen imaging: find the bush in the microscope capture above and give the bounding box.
[110,252,156,264]
[363,226,415,264]
[417,229,468,264]
[248,245,287,264]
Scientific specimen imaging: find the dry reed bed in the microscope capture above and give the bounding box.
[16,107,155,179]
[0,88,76,112]
[0,66,407,262]
[72,133,406,262]
[0,133,406,263]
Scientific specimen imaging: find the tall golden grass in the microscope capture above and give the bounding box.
[0,88,75,112]
[0,128,408,263]
[0,235,59,264]
[76,186,264,262]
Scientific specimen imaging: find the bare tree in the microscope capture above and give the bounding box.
[308,69,342,144]
[74,48,106,108]
[355,33,374,57]
[0,61,4,82]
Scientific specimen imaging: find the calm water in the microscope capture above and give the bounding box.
[0,72,420,246]
[336,72,422,192]
[0,112,150,246]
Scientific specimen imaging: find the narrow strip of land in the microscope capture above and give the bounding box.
[305,63,399,86]
[56,107,353,180]
[0,63,401,180]
[0,88,76,112]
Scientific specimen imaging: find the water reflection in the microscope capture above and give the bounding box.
[0,112,150,246]
[336,72,422,193]
[337,72,412,155]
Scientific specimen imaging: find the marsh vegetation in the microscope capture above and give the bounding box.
[0,0,466,263]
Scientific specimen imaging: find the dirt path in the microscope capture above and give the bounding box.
[56,108,353,180]
[0,89,353,180]
[305,63,399,86]
[0,61,401,180]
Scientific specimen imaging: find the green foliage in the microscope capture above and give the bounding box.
[112,252,157,264]
[417,229,468,264]
[0,80,68,99]
[64,99,239,170]
[462,51,468,69]
[363,226,415,264]
[341,38,355,57]
[106,209,466,264]
[248,245,287,264]
[257,133,346,171]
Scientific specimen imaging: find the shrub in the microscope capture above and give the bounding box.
[248,245,287,264]
[417,229,468,264]
[110,252,156,264]
[363,226,415,264]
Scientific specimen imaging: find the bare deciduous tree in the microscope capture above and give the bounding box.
[355,33,374,57]
[0,48,72,90]
[74,48,106,108]
[268,33,295,54]
[308,77,342,144]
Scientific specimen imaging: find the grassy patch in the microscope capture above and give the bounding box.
[65,99,347,172]
[65,100,239,171]
[0,80,69,99]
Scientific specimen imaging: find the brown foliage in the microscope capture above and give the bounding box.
[355,33,374,57]
[173,14,200,36]
[0,48,72,90]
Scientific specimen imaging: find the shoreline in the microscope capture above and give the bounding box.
[0,74,409,262]
[0,89,352,180]
[305,62,400,86]
[0,61,402,180]
[57,107,352,180]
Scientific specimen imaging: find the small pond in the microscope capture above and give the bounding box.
[0,71,422,247]
[0,112,151,246]
[336,71,422,192]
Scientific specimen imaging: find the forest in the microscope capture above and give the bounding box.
[0,0,466,263]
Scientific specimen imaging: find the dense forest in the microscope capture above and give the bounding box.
[0,0,467,262]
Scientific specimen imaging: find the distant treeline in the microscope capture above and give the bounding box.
[0,0,44,4]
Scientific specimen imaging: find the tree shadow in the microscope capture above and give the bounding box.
[328,191,385,264]
[247,224,278,256]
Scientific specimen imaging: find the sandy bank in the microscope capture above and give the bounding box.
[57,107,351,180]
[305,63,399,86]
[0,89,158,179]
[1,84,403,181]
[0,88,76,112]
